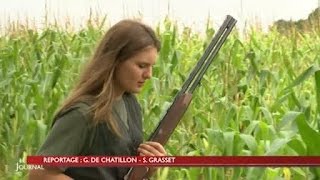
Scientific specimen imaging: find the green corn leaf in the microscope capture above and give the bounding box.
[224,132,235,155]
[296,113,320,178]
[287,139,306,155]
[315,70,320,116]
[265,138,290,155]
[239,134,257,153]
[283,65,319,93]
[278,111,301,131]
[296,113,320,155]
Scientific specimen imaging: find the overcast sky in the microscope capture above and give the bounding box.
[0,0,318,32]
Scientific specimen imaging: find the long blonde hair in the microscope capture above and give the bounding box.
[57,19,160,137]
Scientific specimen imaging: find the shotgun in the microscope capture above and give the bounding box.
[126,15,237,180]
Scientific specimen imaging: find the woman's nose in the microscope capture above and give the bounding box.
[143,67,152,79]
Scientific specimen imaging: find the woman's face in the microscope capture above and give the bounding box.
[114,46,158,95]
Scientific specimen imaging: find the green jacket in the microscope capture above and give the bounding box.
[38,93,143,180]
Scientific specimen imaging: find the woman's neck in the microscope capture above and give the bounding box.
[114,91,124,101]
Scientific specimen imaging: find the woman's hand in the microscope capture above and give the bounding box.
[137,141,166,178]
[137,141,166,156]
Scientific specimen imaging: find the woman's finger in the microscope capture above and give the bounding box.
[137,146,154,156]
[138,142,166,156]
[144,141,166,155]
[138,144,162,156]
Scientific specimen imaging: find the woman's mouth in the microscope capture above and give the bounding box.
[138,82,144,86]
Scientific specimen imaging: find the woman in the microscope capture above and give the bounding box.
[29,19,166,180]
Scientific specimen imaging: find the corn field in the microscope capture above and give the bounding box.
[1,16,320,180]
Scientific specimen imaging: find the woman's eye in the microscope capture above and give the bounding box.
[138,64,147,68]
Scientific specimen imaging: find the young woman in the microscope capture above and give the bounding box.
[29,19,166,180]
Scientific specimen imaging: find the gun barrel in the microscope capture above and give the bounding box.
[188,16,237,93]
[182,15,237,93]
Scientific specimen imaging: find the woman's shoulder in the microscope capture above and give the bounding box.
[38,101,94,157]
[52,101,92,127]
[70,101,92,115]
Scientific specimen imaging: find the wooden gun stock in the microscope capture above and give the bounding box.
[149,93,193,144]
[126,93,192,180]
